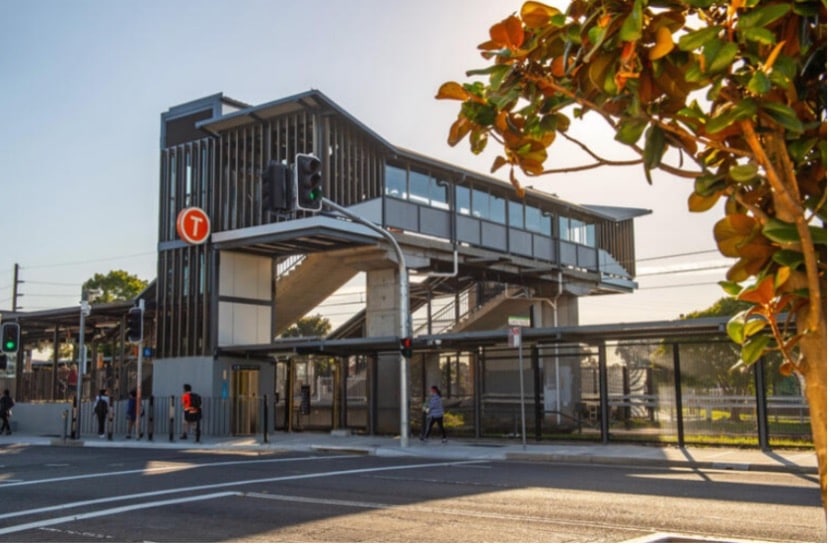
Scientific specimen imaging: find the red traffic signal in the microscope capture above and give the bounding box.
[400,337,413,358]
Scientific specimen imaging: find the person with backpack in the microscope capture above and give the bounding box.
[0,389,14,435]
[181,384,202,440]
[93,388,110,438]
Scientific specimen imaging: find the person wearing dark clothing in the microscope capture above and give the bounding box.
[126,389,141,439]
[93,389,110,438]
[0,389,14,435]
[420,385,447,443]
[181,384,201,440]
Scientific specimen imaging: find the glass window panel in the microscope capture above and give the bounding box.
[586,224,596,247]
[490,195,506,223]
[456,186,471,215]
[509,201,524,228]
[558,216,569,240]
[431,179,449,209]
[384,164,407,198]
[409,170,431,205]
[472,189,489,218]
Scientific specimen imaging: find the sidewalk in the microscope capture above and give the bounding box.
[0,431,818,475]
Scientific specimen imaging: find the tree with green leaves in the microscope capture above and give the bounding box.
[280,315,332,338]
[437,0,826,505]
[83,270,148,303]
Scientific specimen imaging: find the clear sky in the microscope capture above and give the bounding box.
[0,0,730,325]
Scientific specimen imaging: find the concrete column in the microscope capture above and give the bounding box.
[366,268,403,434]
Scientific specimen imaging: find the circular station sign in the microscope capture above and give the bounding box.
[176,207,211,245]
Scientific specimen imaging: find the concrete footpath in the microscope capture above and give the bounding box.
[0,431,818,475]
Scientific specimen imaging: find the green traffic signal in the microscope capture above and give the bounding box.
[1,323,19,354]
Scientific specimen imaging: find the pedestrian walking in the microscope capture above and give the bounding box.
[420,385,447,443]
[180,384,202,440]
[93,389,110,438]
[0,389,14,435]
[125,389,142,439]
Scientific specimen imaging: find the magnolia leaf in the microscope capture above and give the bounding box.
[729,163,759,182]
[741,26,777,45]
[644,125,666,169]
[738,275,776,305]
[448,117,472,147]
[649,26,675,60]
[615,117,648,145]
[490,15,525,50]
[727,311,749,344]
[707,41,739,74]
[748,71,772,95]
[774,266,791,289]
[436,82,471,101]
[714,214,758,256]
[741,334,769,364]
[719,280,743,297]
[688,191,721,212]
[744,317,768,339]
[762,218,800,244]
[761,102,804,133]
[620,0,644,42]
[772,249,805,269]
[520,1,560,28]
[678,26,721,51]
[737,3,792,30]
[491,155,509,173]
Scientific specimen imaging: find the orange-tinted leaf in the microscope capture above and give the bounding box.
[490,15,525,49]
[495,110,509,132]
[649,26,675,60]
[520,1,559,29]
[491,155,509,173]
[688,191,721,212]
[551,55,567,77]
[726,255,768,282]
[448,116,472,147]
[436,82,471,101]
[739,275,775,305]
[774,266,791,289]
[714,214,758,257]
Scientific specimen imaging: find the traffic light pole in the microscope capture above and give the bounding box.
[136,298,145,440]
[321,197,412,447]
[74,293,91,439]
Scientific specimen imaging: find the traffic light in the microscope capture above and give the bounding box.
[126,307,143,343]
[293,153,323,211]
[400,337,413,358]
[1,323,19,354]
[0,354,7,370]
[261,160,290,214]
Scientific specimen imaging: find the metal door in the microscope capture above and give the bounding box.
[232,367,259,435]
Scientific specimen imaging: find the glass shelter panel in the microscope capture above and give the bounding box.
[678,339,758,445]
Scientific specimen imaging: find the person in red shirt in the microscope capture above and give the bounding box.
[180,384,198,439]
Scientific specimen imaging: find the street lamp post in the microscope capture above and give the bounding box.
[73,288,101,439]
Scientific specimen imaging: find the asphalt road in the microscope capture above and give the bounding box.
[0,445,824,543]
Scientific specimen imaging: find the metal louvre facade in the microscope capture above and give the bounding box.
[157,98,389,358]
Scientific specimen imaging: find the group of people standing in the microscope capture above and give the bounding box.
[92,388,141,438]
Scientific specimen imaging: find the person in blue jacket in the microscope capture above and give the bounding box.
[420,385,447,443]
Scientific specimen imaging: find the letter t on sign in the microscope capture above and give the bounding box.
[176,207,211,245]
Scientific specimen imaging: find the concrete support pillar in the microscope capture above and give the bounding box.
[366,268,403,434]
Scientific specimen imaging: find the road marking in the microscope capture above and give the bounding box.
[0,459,480,532]
[0,492,238,536]
[0,454,355,490]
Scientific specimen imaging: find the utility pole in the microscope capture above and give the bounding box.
[12,263,22,311]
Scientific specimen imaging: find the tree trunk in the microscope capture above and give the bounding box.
[798,313,826,510]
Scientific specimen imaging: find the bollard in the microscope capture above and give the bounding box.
[169,395,175,442]
[148,395,154,441]
[262,394,269,444]
[107,405,114,441]
[71,397,78,439]
[62,409,69,441]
